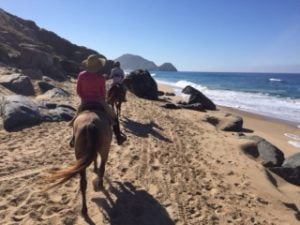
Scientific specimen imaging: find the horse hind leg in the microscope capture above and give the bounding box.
[80,170,88,215]
[98,156,108,189]
[117,102,121,117]
[93,154,98,173]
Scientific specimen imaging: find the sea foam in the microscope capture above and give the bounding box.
[284,133,300,141]
[288,141,300,148]
[269,78,282,82]
[156,78,300,124]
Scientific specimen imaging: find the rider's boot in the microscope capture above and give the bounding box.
[112,119,127,145]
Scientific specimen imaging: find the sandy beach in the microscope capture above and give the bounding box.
[0,81,300,225]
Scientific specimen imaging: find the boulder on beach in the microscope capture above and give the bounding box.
[161,102,204,111]
[203,113,244,132]
[180,103,204,111]
[0,73,35,96]
[37,81,55,93]
[0,95,75,131]
[124,69,158,100]
[160,102,180,109]
[42,87,70,98]
[219,114,243,132]
[182,85,216,110]
[240,135,285,167]
[257,140,285,167]
[269,153,300,186]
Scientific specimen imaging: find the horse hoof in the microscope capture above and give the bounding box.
[92,178,104,191]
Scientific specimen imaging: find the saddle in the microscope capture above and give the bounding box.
[69,102,105,127]
[79,102,105,113]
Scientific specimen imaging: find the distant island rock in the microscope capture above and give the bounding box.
[158,63,177,71]
[115,54,177,72]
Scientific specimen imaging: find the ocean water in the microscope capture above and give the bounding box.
[151,71,300,125]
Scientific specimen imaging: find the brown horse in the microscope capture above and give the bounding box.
[107,84,126,117]
[47,110,112,215]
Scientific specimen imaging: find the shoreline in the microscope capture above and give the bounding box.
[157,83,300,155]
[155,78,300,126]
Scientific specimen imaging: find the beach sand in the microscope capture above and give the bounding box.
[0,81,299,225]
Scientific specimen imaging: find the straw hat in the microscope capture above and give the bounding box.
[82,54,106,73]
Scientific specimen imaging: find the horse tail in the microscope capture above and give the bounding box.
[45,124,98,190]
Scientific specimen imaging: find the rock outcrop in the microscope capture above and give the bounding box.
[0,95,75,131]
[182,85,216,110]
[161,102,204,111]
[203,113,244,132]
[124,70,158,100]
[240,136,285,167]
[0,8,110,80]
[0,73,35,96]
[269,153,300,185]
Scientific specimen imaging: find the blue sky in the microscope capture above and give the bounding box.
[1,0,300,72]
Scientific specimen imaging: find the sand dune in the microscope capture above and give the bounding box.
[0,82,299,225]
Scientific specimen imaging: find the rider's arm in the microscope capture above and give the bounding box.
[109,68,115,79]
[120,69,125,79]
[76,74,83,98]
[100,76,106,100]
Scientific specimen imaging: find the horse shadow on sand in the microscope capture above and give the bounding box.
[121,116,172,143]
[92,180,175,225]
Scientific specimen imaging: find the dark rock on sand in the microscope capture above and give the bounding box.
[203,115,220,126]
[161,103,180,109]
[240,135,285,167]
[269,153,300,185]
[180,103,204,111]
[1,95,41,131]
[124,69,158,100]
[165,92,176,96]
[182,85,216,110]
[0,73,35,96]
[37,81,55,93]
[39,102,75,122]
[282,153,300,168]
[257,140,285,167]
[203,114,243,132]
[161,102,204,111]
[240,141,259,158]
[269,167,300,186]
[43,88,70,98]
[219,115,243,132]
[157,91,165,96]
[1,95,75,131]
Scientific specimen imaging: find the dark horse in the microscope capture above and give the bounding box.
[47,109,112,215]
[107,84,126,117]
